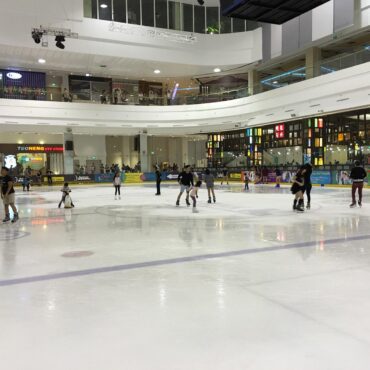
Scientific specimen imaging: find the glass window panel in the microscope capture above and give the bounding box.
[182,3,193,32]
[127,0,140,24]
[155,0,168,29]
[113,0,126,23]
[169,1,181,30]
[84,0,97,18]
[142,0,154,26]
[99,0,112,20]
[194,5,205,33]
[206,7,219,32]
[233,17,245,32]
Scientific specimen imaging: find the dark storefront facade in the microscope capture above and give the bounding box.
[207,108,370,168]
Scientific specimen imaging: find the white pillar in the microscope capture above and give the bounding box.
[140,133,149,172]
[248,69,260,95]
[306,47,321,79]
[63,131,74,174]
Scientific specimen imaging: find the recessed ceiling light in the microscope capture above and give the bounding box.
[100,3,108,8]
[86,73,91,77]
[213,68,221,73]
[154,69,161,74]
[38,58,46,64]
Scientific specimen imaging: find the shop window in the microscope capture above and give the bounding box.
[142,0,155,27]
[220,15,231,33]
[169,1,181,30]
[194,5,205,33]
[84,0,98,18]
[182,3,193,32]
[113,0,126,22]
[127,0,140,24]
[206,7,219,32]
[99,0,112,20]
[233,18,245,32]
[155,0,168,29]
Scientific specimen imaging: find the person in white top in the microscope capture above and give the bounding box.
[113,172,122,200]
[189,180,202,213]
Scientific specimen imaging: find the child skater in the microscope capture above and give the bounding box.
[58,182,75,208]
[113,172,121,200]
[204,169,216,203]
[290,167,306,212]
[190,180,202,213]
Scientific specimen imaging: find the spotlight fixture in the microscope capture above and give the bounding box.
[38,58,46,64]
[154,69,161,74]
[32,30,43,44]
[213,68,221,73]
[100,3,108,8]
[198,0,204,5]
[55,35,65,49]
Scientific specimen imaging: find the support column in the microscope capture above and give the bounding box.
[181,138,189,167]
[305,47,321,79]
[248,69,260,95]
[140,133,149,172]
[63,131,74,174]
[122,136,131,167]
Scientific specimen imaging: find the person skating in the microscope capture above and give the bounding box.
[244,171,250,191]
[303,163,313,209]
[204,168,216,203]
[290,167,306,212]
[349,160,367,208]
[113,172,121,200]
[1,166,19,223]
[190,180,202,213]
[155,166,162,195]
[58,183,75,208]
[275,167,282,188]
[221,168,229,185]
[176,165,194,206]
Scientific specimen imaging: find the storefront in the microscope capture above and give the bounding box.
[0,144,64,175]
[0,69,46,100]
[207,108,370,167]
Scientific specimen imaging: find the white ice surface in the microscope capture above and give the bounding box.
[1,183,370,370]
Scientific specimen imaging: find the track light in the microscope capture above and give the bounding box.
[55,35,65,49]
[32,30,43,44]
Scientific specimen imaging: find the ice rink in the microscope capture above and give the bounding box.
[1,183,370,370]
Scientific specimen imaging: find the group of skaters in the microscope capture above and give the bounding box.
[0,160,368,223]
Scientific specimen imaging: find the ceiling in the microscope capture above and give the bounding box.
[221,0,331,24]
[0,43,231,80]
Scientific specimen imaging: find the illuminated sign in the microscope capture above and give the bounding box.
[17,145,64,153]
[6,72,22,80]
[275,124,285,139]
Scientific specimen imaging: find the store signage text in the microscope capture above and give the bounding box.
[17,145,64,153]
[6,72,23,80]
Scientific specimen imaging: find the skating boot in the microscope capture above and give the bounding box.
[208,198,212,204]
[296,205,305,212]
[2,214,10,223]
[186,199,191,207]
[358,201,362,208]
[350,202,356,208]
[176,200,180,207]
[293,200,298,211]
[306,202,311,210]
[213,197,216,203]
[192,208,199,213]
[11,213,19,223]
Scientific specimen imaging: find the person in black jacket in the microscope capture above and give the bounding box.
[176,165,194,206]
[155,166,162,196]
[349,161,367,208]
[291,167,306,212]
[303,163,313,209]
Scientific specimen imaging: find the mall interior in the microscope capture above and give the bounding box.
[1,1,370,369]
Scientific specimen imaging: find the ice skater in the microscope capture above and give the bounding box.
[244,171,250,191]
[190,180,202,213]
[275,167,282,188]
[221,168,229,185]
[1,166,19,223]
[155,166,161,195]
[290,167,306,212]
[113,172,121,200]
[349,160,367,208]
[176,165,194,206]
[58,182,75,208]
[204,168,216,203]
[303,163,313,209]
